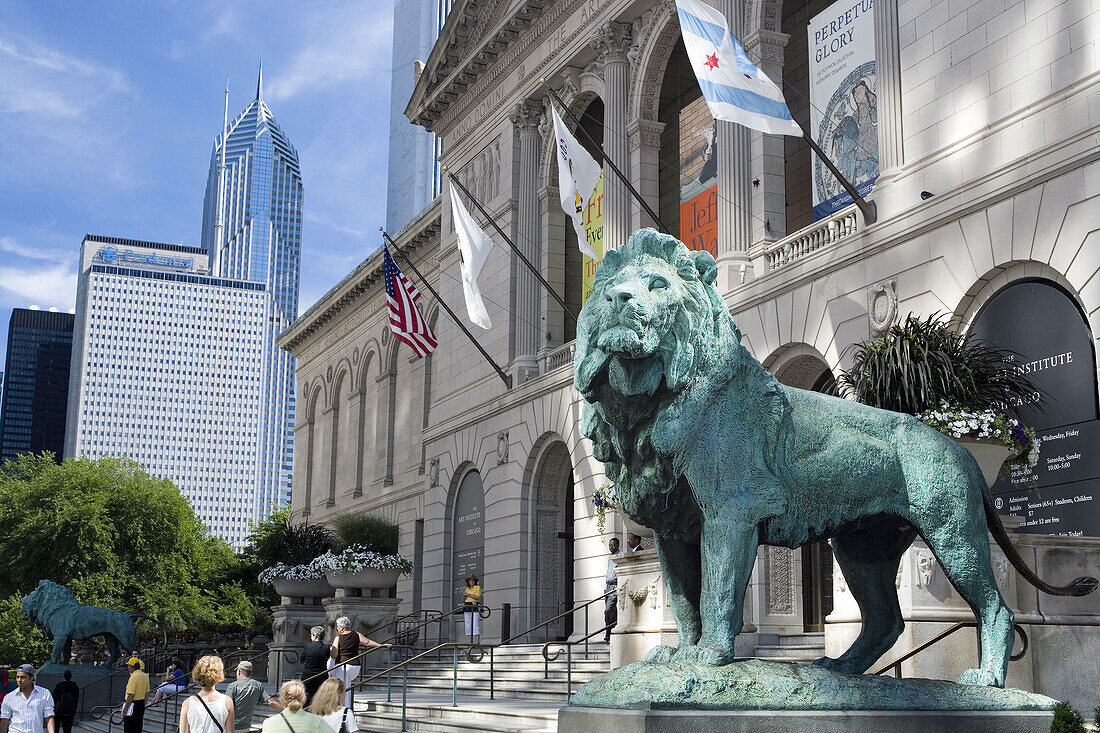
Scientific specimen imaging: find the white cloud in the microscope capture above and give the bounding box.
[0,236,63,261]
[0,263,77,309]
[266,6,394,102]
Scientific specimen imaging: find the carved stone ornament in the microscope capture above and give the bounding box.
[915,549,936,589]
[991,550,1010,591]
[627,582,650,605]
[429,457,441,488]
[381,326,391,347]
[326,365,333,384]
[868,279,899,331]
[591,19,633,66]
[509,101,542,134]
[496,431,509,465]
[353,346,360,365]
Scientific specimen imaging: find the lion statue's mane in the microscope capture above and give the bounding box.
[574,228,1095,687]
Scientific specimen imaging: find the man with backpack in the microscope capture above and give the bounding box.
[50,672,78,733]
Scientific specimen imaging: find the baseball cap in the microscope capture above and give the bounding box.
[127,657,143,669]
[236,661,253,673]
[17,664,34,676]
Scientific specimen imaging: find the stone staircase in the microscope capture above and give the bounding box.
[752,632,826,663]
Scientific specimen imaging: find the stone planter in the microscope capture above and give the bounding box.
[956,438,1015,487]
[324,567,401,591]
[271,577,333,599]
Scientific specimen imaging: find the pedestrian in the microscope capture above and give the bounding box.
[604,537,621,643]
[300,627,329,706]
[50,672,78,733]
[0,664,55,733]
[627,533,643,552]
[122,657,149,733]
[462,575,482,645]
[179,656,233,733]
[329,618,390,708]
[307,680,358,733]
[260,682,327,733]
[226,662,269,733]
[150,656,186,705]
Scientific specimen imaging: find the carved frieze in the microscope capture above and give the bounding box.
[765,545,795,615]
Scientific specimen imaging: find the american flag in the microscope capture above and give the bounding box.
[384,246,437,358]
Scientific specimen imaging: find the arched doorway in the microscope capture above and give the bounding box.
[531,442,574,641]
[774,352,836,631]
[450,471,485,611]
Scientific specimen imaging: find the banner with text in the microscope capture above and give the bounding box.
[808,0,879,220]
[581,173,605,305]
[679,96,719,257]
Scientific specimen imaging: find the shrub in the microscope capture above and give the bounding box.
[247,507,335,567]
[330,512,399,554]
[1050,702,1085,733]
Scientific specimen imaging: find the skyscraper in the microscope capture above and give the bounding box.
[0,308,74,462]
[65,235,268,547]
[201,66,301,516]
[386,0,452,232]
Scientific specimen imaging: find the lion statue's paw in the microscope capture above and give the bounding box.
[956,668,1000,687]
[670,644,733,666]
[643,645,676,664]
[811,656,843,671]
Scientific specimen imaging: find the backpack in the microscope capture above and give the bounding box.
[57,689,77,714]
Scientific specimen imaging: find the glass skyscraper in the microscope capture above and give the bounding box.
[201,66,301,516]
[0,308,74,462]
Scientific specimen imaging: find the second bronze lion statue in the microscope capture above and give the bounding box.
[575,228,1096,687]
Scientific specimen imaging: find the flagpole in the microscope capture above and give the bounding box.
[541,80,673,236]
[381,229,513,389]
[799,129,877,225]
[446,170,578,325]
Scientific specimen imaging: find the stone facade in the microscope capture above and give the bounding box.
[278,0,1100,692]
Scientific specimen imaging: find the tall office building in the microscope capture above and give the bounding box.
[65,235,268,547]
[0,308,74,462]
[386,0,452,232]
[201,66,301,516]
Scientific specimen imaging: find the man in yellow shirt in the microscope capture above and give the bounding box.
[122,657,149,733]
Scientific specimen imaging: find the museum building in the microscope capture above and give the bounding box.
[278,0,1100,688]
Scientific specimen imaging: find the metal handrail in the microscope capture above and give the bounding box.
[541,624,614,696]
[502,589,614,645]
[872,621,1029,677]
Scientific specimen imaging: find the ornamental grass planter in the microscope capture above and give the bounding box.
[956,438,1015,488]
[270,577,333,599]
[324,567,401,591]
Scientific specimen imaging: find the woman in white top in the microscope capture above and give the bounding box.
[261,681,329,733]
[180,656,234,733]
[307,679,358,733]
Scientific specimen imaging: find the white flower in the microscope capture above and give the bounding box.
[313,546,414,575]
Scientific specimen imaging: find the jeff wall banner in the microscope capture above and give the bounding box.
[808,0,879,220]
[581,174,604,305]
[679,96,719,257]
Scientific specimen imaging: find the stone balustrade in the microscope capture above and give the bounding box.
[764,206,860,271]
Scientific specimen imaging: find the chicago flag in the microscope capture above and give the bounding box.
[676,0,802,136]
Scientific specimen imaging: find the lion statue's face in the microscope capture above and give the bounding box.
[575,229,725,399]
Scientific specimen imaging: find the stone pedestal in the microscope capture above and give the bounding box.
[269,602,326,685]
[36,664,126,718]
[610,549,757,668]
[322,594,402,671]
[825,531,1100,709]
[558,707,1054,733]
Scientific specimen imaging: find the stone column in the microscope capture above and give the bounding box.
[627,119,665,232]
[352,387,367,498]
[539,183,566,351]
[873,0,904,179]
[509,101,543,384]
[270,603,326,685]
[592,20,633,252]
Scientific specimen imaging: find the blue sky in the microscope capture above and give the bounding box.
[0,1,396,375]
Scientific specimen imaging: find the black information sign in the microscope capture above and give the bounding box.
[451,471,484,608]
[971,280,1100,537]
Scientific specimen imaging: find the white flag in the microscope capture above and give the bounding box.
[676,0,802,136]
[449,182,493,329]
[550,104,601,259]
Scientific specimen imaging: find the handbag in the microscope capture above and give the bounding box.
[338,707,349,733]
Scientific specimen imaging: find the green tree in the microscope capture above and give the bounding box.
[0,454,263,665]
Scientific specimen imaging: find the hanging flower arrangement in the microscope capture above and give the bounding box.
[592,483,618,535]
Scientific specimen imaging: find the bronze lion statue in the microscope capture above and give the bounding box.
[22,580,153,665]
[575,229,1096,687]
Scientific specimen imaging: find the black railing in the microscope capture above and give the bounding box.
[872,621,1029,677]
[541,623,614,696]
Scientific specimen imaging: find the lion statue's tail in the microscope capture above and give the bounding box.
[127,613,166,650]
[982,492,1098,597]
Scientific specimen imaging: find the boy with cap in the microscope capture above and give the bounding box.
[226,661,269,732]
[122,657,148,733]
[0,665,56,733]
